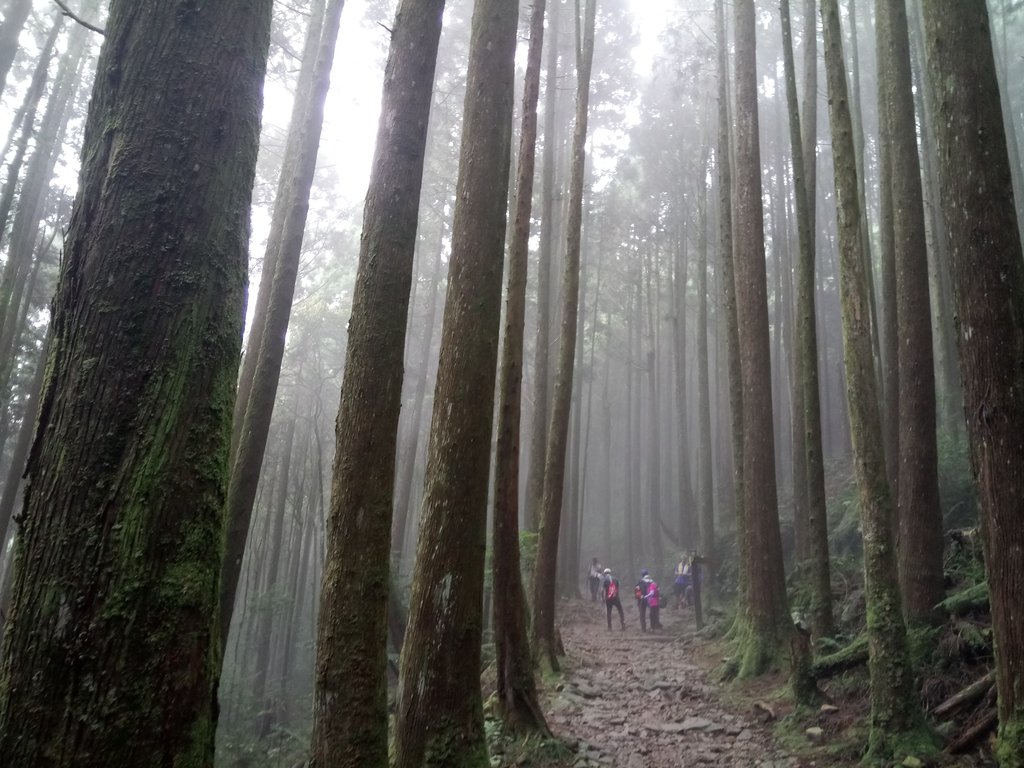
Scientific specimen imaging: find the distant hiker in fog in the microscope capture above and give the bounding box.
[645,572,662,630]
[673,554,691,609]
[589,557,603,602]
[602,568,625,630]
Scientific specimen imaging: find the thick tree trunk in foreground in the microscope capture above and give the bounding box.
[310,1,445,765]
[821,0,920,760]
[0,2,271,764]
[877,0,944,627]
[393,0,518,763]
[533,0,598,672]
[733,0,789,676]
[920,2,1024,763]
[492,0,549,734]
[0,0,31,95]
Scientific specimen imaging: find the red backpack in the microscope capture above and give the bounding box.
[607,579,619,600]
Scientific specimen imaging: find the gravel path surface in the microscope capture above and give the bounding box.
[542,600,812,768]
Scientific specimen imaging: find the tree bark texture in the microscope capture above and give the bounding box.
[822,0,919,759]
[0,1,272,764]
[393,0,518,764]
[733,0,789,676]
[310,1,445,765]
[492,0,549,734]
[781,0,832,639]
[533,0,598,671]
[877,0,944,627]
[920,2,1024,762]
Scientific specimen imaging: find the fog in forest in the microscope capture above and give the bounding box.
[0,0,1021,766]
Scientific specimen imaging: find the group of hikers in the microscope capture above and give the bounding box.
[587,555,700,632]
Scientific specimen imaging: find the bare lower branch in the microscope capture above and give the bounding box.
[53,0,105,35]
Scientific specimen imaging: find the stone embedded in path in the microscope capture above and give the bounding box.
[680,717,715,731]
[736,728,754,742]
[805,726,825,743]
[574,681,602,698]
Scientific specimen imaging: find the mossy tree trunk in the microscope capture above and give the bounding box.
[392,0,518,763]
[821,0,920,760]
[492,0,549,735]
[781,0,832,639]
[219,0,344,651]
[715,0,746,610]
[310,1,445,765]
[920,2,1024,763]
[733,0,790,676]
[0,1,272,763]
[876,0,944,627]
[533,0,598,672]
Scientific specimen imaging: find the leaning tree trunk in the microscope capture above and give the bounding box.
[491,0,549,735]
[309,1,445,765]
[733,0,790,677]
[781,0,832,639]
[393,0,518,763]
[821,0,921,760]
[0,1,272,763]
[876,0,944,627]
[532,0,598,672]
[219,0,344,651]
[920,2,1024,763]
[524,0,562,533]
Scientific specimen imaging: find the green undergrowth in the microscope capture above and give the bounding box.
[483,695,573,768]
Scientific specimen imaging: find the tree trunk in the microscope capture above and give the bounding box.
[715,0,746,607]
[492,0,549,734]
[309,1,445,764]
[220,0,345,650]
[822,0,920,759]
[920,1,1024,762]
[533,0,597,671]
[0,0,272,762]
[781,0,832,638]
[524,0,562,533]
[696,168,714,577]
[877,0,944,626]
[0,0,32,95]
[393,0,518,763]
[733,0,789,676]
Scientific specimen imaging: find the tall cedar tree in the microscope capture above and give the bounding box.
[0,0,31,94]
[733,0,789,675]
[492,0,550,734]
[780,0,832,638]
[0,1,272,764]
[821,0,921,759]
[392,0,518,763]
[219,0,343,649]
[696,167,714,573]
[524,0,561,533]
[876,0,944,626]
[715,0,746,608]
[310,1,446,765]
[532,0,598,672]
[920,1,1024,762]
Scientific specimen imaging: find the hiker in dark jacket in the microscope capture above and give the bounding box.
[602,568,625,630]
[635,568,650,632]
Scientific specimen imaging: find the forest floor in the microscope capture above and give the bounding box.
[531,599,844,768]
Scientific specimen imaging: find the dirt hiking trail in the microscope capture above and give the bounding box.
[541,599,814,768]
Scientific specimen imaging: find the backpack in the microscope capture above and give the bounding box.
[646,581,660,608]
[607,579,619,600]
[634,585,644,601]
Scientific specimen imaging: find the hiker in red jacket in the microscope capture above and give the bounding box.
[602,568,625,631]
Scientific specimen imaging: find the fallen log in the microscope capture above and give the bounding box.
[945,709,998,754]
[811,634,869,680]
[938,582,989,617]
[932,671,996,718]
